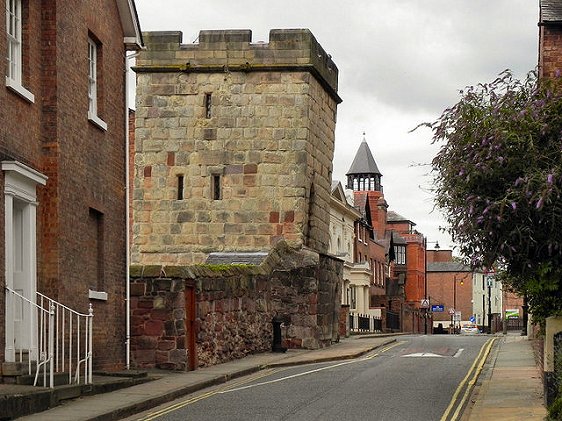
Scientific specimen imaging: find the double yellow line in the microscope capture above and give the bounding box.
[135,368,284,421]
[134,341,401,420]
[440,337,496,421]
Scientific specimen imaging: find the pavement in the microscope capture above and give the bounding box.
[0,332,547,420]
[463,333,547,421]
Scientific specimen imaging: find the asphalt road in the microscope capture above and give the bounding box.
[124,334,491,421]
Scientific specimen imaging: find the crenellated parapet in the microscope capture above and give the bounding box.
[135,29,340,103]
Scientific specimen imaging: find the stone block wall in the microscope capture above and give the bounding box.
[129,241,342,370]
[132,29,341,265]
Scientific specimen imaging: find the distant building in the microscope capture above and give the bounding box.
[539,0,562,77]
[343,136,427,333]
[427,250,503,333]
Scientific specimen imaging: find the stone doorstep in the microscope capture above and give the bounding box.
[2,361,37,376]
[16,371,70,387]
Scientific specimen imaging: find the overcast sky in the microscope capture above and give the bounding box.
[133,0,539,253]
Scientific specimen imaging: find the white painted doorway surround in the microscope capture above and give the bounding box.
[3,161,47,362]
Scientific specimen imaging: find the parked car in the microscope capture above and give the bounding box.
[460,323,480,334]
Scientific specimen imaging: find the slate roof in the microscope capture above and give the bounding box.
[427,262,472,272]
[346,138,381,176]
[387,210,414,225]
[206,252,268,265]
[391,231,407,245]
[541,0,562,22]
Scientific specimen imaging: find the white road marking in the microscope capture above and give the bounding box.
[218,359,357,394]
[453,348,464,358]
[401,352,444,358]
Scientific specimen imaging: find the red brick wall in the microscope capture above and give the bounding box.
[539,24,562,78]
[369,239,386,302]
[0,1,46,363]
[427,271,473,324]
[1,1,130,370]
[427,250,453,263]
[403,236,425,304]
[503,290,524,317]
[55,0,128,371]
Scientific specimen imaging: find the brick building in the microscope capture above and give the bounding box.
[539,0,562,78]
[426,250,503,333]
[426,252,473,332]
[1,0,142,381]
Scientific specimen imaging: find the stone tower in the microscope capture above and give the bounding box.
[132,29,341,265]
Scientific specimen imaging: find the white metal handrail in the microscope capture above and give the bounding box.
[5,287,93,388]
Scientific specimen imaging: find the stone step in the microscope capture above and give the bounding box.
[16,371,71,387]
[2,360,38,377]
[0,371,154,419]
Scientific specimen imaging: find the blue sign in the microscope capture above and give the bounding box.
[469,316,476,323]
[431,305,444,312]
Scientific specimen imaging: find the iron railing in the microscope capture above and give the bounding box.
[386,310,400,331]
[349,313,382,333]
[5,287,93,388]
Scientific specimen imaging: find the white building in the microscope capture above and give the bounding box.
[329,181,373,314]
[472,271,503,328]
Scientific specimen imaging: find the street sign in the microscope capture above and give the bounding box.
[420,299,430,308]
[448,308,455,315]
[469,316,476,323]
[454,311,461,322]
[432,305,444,312]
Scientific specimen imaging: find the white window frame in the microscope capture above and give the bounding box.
[5,0,34,103]
[87,37,107,131]
[394,245,406,265]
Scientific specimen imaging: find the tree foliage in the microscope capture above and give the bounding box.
[427,70,562,318]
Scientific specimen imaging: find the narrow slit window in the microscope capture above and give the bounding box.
[204,93,212,118]
[177,175,184,200]
[212,174,221,200]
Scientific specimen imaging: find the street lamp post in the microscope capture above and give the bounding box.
[484,272,495,334]
[424,238,440,335]
[452,275,464,334]
[487,277,492,334]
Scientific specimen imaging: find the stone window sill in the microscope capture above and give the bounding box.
[6,77,35,103]
[88,112,108,131]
